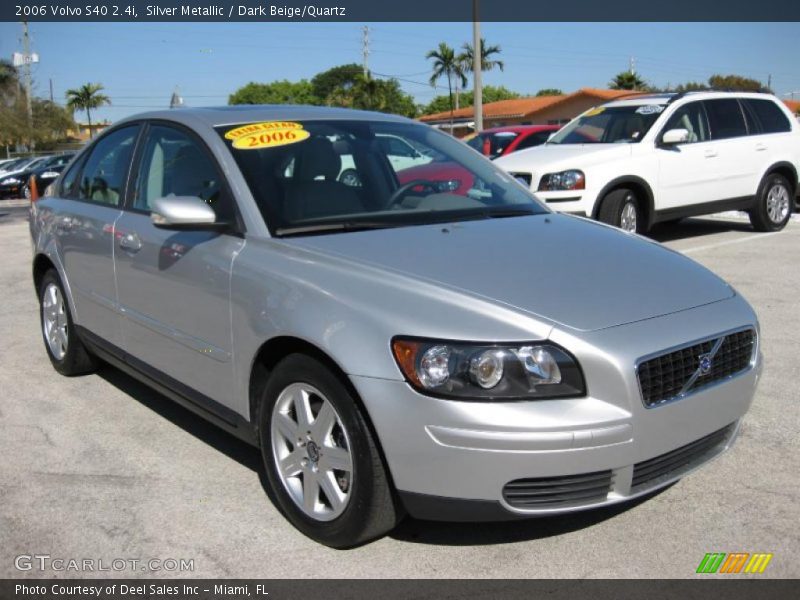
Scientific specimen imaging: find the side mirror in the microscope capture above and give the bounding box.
[661,128,690,145]
[151,195,221,230]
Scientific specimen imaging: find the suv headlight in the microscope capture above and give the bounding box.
[538,169,585,192]
[391,338,585,400]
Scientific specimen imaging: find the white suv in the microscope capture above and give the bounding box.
[495,91,799,233]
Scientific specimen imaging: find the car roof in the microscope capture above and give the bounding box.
[115,105,415,130]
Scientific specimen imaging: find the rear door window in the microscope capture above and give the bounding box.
[78,126,140,206]
[704,99,748,140]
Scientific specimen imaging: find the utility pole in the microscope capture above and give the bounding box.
[361,26,370,78]
[472,0,483,133]
[767,74,772,91]
[629,56,636,75]
[21,20,34,144]
[49,78,54,102]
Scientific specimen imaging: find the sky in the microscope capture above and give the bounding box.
[1,21,798,124]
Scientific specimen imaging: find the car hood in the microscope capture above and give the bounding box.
[495,143,632,174]
[286,214,734,332]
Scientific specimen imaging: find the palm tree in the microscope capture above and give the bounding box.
[65,83,110,139]
[609,71,647,91]
[461,38,505,75]
[426,43,466,126]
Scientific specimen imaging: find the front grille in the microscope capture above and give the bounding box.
[631,423,735,492]
[509,172,532,187]
[503,470,613,509]
[637,329,755,407]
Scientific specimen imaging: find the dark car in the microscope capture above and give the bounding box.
[0,154,74,199]
[24,163,68,199]
[465,125,561,159]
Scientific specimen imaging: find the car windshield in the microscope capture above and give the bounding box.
[217,120,546,236]
[548,104,664,144]
[466,131,519,158]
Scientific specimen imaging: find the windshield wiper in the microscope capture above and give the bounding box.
[275,221,402,237]
[481,206,539,219]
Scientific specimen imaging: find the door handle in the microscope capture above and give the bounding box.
[704,149,718,158]
[118,232,142,253]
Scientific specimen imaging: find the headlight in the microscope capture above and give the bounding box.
[41,171,59,178]
[538,169,585,192]
[391,338,585,400]
[2,177,21,185]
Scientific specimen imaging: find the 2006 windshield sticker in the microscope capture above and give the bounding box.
[225,121,311,150]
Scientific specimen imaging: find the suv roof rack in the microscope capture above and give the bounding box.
[666,88,771,104]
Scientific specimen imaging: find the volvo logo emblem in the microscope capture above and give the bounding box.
[698,354,713,375]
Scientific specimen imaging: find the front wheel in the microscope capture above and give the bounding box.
[749,174,792,232]
[598,188,645,234]
[259,354,399,548]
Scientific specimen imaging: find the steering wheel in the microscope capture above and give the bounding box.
[385,179,439,209]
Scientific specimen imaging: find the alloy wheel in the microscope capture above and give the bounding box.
[42,282,68,360]
[766,183,790,224]
[620,200,638,233]
[271,383,354,521]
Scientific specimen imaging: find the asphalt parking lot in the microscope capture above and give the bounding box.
[1,205,798,579]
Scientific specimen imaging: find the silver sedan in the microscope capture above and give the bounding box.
[30,106,762,547]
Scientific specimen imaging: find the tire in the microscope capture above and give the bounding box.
[38,269,96,376]
[258,353,399,548]
[749,173,793,232]
[598,188,645,234]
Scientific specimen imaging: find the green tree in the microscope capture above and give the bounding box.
[674,81,707,92]
[65,83,110,139]
[707,74,766,92]
[0,59,19,102]
[311,63,362,103]
[421,85,520,115]
[536,88,563,97]
[228,80,319,105]
[31,99,75,149]
[460,38,504,75]
[426,43,465,121]
[609,71,649,91]
[327,74,416,118]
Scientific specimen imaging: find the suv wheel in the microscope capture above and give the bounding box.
[599,188,644,234]
[259,353,399,548]
[750,174,792,232]
[39,269,96,375]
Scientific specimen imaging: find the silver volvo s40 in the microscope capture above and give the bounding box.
[30,107,762,547]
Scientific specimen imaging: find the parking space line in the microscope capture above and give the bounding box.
[682,231,785,255]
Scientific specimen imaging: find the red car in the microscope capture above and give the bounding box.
[397,125,560,196]
[466,124,561,159]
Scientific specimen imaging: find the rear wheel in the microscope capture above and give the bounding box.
[39,269,96,376]
[259,353,399,548]
[598,188,645,233]
[749,174,792,232]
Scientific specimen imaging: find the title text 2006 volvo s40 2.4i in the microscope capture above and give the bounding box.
[30,106,762,547]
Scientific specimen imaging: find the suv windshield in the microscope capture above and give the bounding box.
[548,104,663,144]
[217,120,546,236]
[466,131,519,158]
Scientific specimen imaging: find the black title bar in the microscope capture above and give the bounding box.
[3,0,800,22]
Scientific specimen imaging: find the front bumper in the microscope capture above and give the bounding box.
[351,297,762,521]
